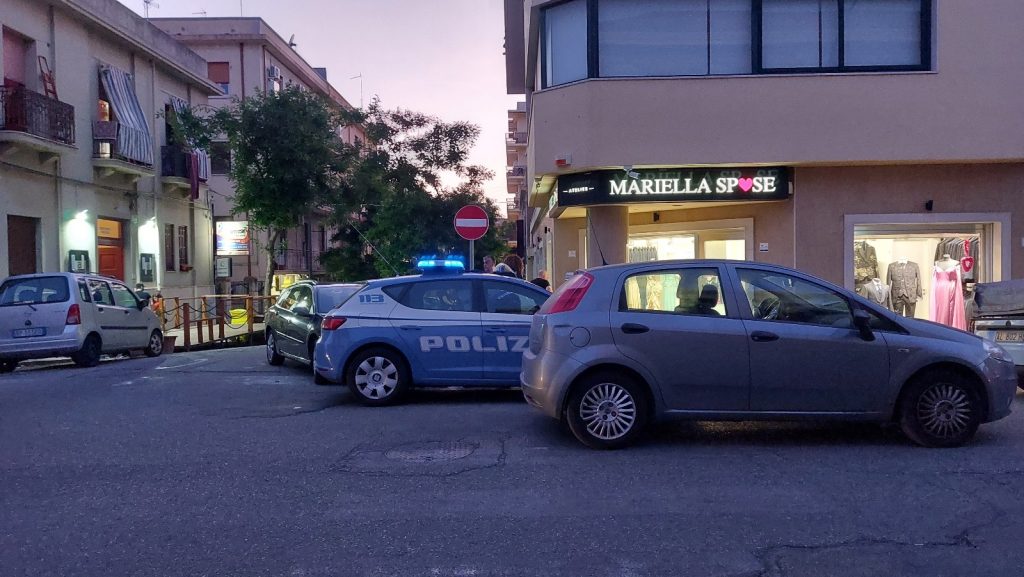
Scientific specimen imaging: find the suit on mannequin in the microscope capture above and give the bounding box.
[886,260,923,317]
[858,278,892,310]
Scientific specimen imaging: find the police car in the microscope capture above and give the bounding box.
[313,259,549,405]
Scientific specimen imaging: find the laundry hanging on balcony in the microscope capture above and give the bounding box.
[168,95,210,183]
[99,65,153,166]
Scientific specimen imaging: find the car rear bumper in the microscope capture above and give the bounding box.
[520,349,582,420]
[0,331,83,360]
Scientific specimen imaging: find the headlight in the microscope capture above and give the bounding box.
[983,339,1012,362]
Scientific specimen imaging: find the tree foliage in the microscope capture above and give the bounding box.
[173,86,357,293]
[324,100,511,280]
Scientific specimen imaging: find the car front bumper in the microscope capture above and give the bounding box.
[520,348,582,420]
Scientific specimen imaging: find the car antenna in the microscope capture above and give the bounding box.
[345,218,402,277]
[586,212,608,266]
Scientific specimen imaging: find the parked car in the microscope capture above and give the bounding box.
[314,259,550,404]
[264,280,363,382]
[521,260,1018,449]
[0,272,164,371]
[970,279,1024,389]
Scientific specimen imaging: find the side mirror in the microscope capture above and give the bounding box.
[292,304,311,317]
[138,300,149,311]
[853,308,875,341]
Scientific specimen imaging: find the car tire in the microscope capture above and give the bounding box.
[310,342,330,385]
[899,370,982,448]
[346,347,410,406]
[144,330,164,357]
[265,331,284,366]
[72,334,102,368]
[565,371,649,450]
[0,360,18,373]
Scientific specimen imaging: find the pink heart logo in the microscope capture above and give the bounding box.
[737,178,753,192]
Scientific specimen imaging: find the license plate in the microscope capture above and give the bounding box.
[12,327,45,338]
[995,331,1024,343]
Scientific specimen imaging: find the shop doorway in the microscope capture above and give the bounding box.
[97,218,125,280]
[627,220,751,263]
[7,215,39,276]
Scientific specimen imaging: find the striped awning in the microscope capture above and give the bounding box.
[99,65,153,166]
[168,96,210,181]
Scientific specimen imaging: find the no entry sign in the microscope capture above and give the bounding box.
[454,205,489,241]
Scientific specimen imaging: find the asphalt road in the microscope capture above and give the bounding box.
[2,347,1023,577]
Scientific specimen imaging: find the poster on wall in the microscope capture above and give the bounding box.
[216,221,250,256]
[215,257,232,279]
[67,250,90,273]
[139,253,155,283]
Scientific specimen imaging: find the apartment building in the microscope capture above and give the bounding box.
[0,0,220,298]
[150,17,363,294]
[505,0,1024,327]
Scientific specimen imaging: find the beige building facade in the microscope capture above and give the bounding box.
[506,0,1024,326]
[0,0,219,300]
[151,17,363,294]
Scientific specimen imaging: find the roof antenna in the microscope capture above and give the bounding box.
[142,0,159,18]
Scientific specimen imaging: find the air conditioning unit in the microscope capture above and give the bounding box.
[266,65,282,79]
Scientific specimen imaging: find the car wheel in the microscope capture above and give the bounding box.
[71,334,102,368]
[565,371,649,450]
[266,331,284,366]
[346,347,410,406]
[899,371,982,448]
[144,330,164,357]
[310,342,330,385]
[0,360,18,373]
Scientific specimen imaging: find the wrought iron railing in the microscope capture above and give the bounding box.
[0,86,75,145]
[161,145,208,181]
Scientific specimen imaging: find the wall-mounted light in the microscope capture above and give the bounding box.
[924,200,934,212]
[75,210,89,221]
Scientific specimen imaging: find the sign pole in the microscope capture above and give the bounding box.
[469,239,475,271]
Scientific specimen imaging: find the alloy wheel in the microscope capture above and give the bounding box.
[916,383,973,439]
[578,383,637,440]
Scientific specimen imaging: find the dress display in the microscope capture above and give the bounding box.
[934,237,980,282]
[930,263,966,330]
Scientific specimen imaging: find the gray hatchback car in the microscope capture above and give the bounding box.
[521,260,1017,449]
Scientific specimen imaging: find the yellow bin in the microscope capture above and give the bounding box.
[229,308,248,326]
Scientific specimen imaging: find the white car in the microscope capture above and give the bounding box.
[0,272,164,372]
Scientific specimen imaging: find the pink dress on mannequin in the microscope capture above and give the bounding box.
[930,264,966,330]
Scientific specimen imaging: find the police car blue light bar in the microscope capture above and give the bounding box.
[416,258,465,271]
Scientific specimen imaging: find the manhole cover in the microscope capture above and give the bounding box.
[384,441,477,463]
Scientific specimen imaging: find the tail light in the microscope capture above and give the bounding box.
[322,317,347,331]
[547,272,594,314]
[66,304,81,325]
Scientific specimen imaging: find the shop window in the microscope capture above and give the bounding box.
[738,268,853,328]
[210,142,231,175]
[622,267,727,317]
[208,62,230,94]
[543,0,588,87]
[177,225,190,269]
[164,224,175,271]
[853,224,989,331]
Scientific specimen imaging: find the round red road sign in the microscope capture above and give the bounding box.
[454,205,489,241]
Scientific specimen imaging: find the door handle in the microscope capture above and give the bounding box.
[485,327,507,334]
[750,330,779,342]
[620,323,650,334]
[398,325,421,331]
[97,307,105,313]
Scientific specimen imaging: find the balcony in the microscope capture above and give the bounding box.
[274,248,327,274]
[161,145,208,194]
[93,120,154,180]
[507,131,528,146]
[0,86,76,161]
[506,165,526,180]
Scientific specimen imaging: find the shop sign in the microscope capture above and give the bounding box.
[557,167,790,207]
[216,221,250,256]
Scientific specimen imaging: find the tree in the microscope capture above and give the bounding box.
[323,100,510,279]
[173,86,357,294]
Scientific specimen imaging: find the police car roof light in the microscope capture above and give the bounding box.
[416,258,465,273]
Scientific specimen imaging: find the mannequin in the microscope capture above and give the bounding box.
[931,254,966,329]
[858,276,892,310]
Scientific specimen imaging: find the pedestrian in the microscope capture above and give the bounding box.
[482,255,495,274]
[493,263,517,277]
[502,254,525,279]
[134,283,152,306]
[530,269,552,292]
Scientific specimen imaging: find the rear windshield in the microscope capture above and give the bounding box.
[317,285,362,312]
[0,276,70,306]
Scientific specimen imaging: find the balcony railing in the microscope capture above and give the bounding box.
[161,145,208,182]
[274,248,327,273]
[507,165,526,178]
[0,86,75,145]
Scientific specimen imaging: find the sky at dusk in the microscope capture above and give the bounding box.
[120,0,522,214]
